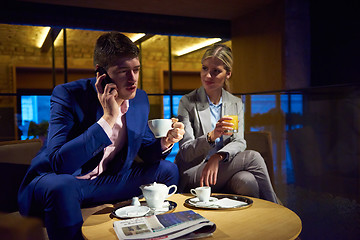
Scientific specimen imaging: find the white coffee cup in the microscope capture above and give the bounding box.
[190,186,211,202]
[148,119,173,138]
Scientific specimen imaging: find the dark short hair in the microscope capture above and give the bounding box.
[93,32,140,69]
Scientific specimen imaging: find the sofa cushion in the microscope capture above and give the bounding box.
[0,163,30,212]
[0,212,45,240]
[0,139,42,213]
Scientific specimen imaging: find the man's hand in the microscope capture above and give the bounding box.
[161,118,185,149]
[95,72,119,127]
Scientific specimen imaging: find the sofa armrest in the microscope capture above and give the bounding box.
[0,139,42,165]
[244,131,274,183]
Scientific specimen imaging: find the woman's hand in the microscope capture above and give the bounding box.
[208,116,234,142]
[200,153,225,186]
[95,72,119,127]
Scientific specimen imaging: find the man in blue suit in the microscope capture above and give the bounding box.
[18,32,184,240]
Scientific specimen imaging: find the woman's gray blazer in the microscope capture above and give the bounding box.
[175,86,246,190]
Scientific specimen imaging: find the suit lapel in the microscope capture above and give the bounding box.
[91,78,105,122]
[125,101,137,159]
[196,87,213,134]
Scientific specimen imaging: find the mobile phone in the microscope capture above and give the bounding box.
[95,67,113,89]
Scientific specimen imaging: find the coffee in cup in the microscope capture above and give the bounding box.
[148,119,173,138]
[190,186,211,202]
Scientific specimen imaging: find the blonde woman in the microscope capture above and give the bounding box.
[175,44,278,203]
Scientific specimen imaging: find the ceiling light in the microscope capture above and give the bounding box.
[175,38,222,57]
[54,29,63,46]
[131,33,146,42]
[37,27,51,48]
[40,27,62,52]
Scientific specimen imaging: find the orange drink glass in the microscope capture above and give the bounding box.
[223,115,238,133]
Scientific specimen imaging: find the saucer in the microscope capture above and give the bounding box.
[147,200,177,215]
[189,196,218,204]
[112,200,177,219]
[185,195,253,210]
[113,206,150,218]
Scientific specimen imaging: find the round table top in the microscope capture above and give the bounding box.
[82,193,302,240]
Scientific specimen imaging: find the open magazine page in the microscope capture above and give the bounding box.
[113,210,215,240]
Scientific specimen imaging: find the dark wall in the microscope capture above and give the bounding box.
[310,0,360,87]
[0,107,15,141]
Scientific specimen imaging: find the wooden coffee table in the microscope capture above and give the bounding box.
[82,194,302,240]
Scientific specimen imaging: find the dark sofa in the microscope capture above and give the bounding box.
[0,139,42,213]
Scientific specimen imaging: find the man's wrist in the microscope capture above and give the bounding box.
[161,137,173,149]
[98,117,113,138]
[102,114,117,128]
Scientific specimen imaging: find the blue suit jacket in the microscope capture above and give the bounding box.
[18,78,168,215]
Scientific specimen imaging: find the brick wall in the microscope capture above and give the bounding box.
[0,25,231,113]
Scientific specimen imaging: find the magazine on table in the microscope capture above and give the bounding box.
[113,210,216,240]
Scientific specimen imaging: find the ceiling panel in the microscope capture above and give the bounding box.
[19,0,276,20]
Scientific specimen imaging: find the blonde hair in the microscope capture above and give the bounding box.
[201,44,233,91]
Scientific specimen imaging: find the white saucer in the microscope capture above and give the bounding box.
[185,195,252,210]
[114,206,150,218]
[189,196,218,204]
[149,200,171,213]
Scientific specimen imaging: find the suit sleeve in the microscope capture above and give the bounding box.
[135,90,170,163]
[46,84,111,174]
[137,125,170,163]
[176,96,212,163]
[217,97,247,159]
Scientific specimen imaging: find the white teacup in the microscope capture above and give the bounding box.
[148,119,173,138]
[190,186,211,202]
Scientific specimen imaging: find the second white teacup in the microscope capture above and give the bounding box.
[148,119,173,138]
[190,186,211,202]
